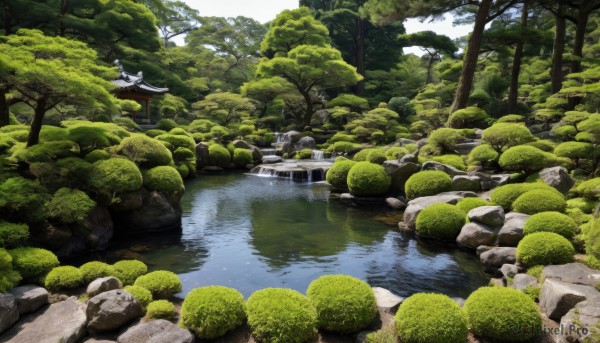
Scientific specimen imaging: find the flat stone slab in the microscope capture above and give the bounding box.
[468,206,505,228]
[117,319,194,343]
[372,287,403,314]
[10,285,48,316]
[541,263,600,287]
[559,299,600,343]
[539,279,599,321]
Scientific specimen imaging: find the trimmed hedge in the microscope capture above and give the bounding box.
[116,135,173,168]
[46,188,96,224]
[88,158,143,194]
[576,178,600,200]
[464,287,541,342]
[143,166,184,193]
[467,144,498,167]
[146,300,177,320]
[246,288,318,343]
[498,145,554,173]
[491,183,560,210]
[395,293,468,343]
[431,154,466,171]
[384,147,408,160]
[523,212,578,239]
[307,275,377,333]
[0,248,12,270]
[123,285,153,307]
[208,145,231,168]
[347,162,391,196]
[112,260,148,286]
[180,286,246,339]
[134,270,182,299]
[326,159,356,190]
[405,171,452,199]
[415,203,466,240]
[366,150,387,165]
[44,266,84,291]
[9,247,59,280]
[517,232,575,266]
[512,189,567,214]
[79,261,115,284]
[295,149,313,160]
[233,148,253,168]
[456,198,492,213]
[0,221,29,248]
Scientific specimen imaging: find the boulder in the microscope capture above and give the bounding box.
[385,197,406,210]
[87,277,122,297]
[111,189,183,234]
[250,146,263,163]
[512,274,538,291]
[109,191,144,212]
[0,297,86,343]
[468,206,505,228]
[372,287,403,314]
[283,130,301,144]
[479,247,517,269]
[340,193,386,206]
[117,319,194,343]
[262,155,283,164]
[382,160,420,194]
[456,222,497,249]
[476,245,493,257]
[500,264,519,279]
[399,153,418,163]
[558,300,600,343]
[231,139,253,150]
[10,285,48,315]
[455,141,480,155]
[539,166,574,195]
[540,279,599,320]
[541,263,600,287]
[0,293,18,334]
[86,290,144,333]
[451,175,481,192]
[296,136,316,150]
[421,161,467,177]
[476,173,510,191]
[195,142,210,169]
[496,212,530,247]
[403,192,476,230]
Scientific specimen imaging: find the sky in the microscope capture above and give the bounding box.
[182,0,473,56]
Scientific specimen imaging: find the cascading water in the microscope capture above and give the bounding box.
[275,132,285,144]
[311,150,325,160]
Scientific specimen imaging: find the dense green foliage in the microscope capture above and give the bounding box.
[123,285,153,307]
[0,221,29,248]
[233,148,254,167]
[456,198,492,213]
[46,188,96,224]
[143,166,184,193]
[134,270,182,299]
[112,260,148,286]
[523,212,578,239]
[512,190,567,214]
[517,232,575,266]
[88,158,143,194]
[79,261,116,284]
[499,146,555,173]
[416,204,466,240]
[116,135,173,168]
[44,266,84,291]
[208,145,232,168]
[146,300,177,320]
[405,171,452,199]
[491,183,561,210]
[347,162,391,196]
[9,247,59,280]
[326,159,356,190]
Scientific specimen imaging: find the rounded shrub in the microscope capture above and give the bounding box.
[156,134,196,152]
[146,300,177,320]
[79,261,115,284]
[512,189,567,214]
[395,293,468,343]
[326,159,356,190]
[116,135,173,168]
[84,149,110,163]
[180,286,245,339]
[517,232,575,266]
[467,144,498,167]
[347,162,391,196]
[155,119,178,132]
[208,144,231,168]
[0,221,29,248]
[172,147,195,161]
[0,269,21,293]
[112,260,148,286]
[294,149,313,160]
[143,166,184,192]
[567,197,596,214]
[416,203,466,240]
[307,275,377,333]
[491,183,560,210]
[428,128,464,152]
[366,150,386,165]
[464,287,541,342]
[456,198,492,213]
[134,270,182,299]
[498,145,554,173]
[432,154,466,170]
[523,212,578,239]
[329,141,358,154]
[9,247,59,280]
[0,248,12,270]
[405,170,452,199]
[576,178,600,200]
[448,106,488,128]
[46,188,96,224]
[123,285,153,307]
[384,147,408,160]
[44,266,84,291]
[246,288,318,343]
[89,158,143,194]
[233,148,253,168]
[353,148,376,162]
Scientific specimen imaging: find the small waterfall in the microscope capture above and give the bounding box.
[255,167,277,177]
[275,132,285,144]
[260,148,276,156]
[311,150,325,160]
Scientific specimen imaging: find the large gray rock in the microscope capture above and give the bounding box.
[456,222,497,249]
[455,141,480,155]
[86,290,144,333]
[500,264,519,279]
[496,212,530,247]
[540,279,599,320]
[558,300,600,343]
[372,287,403,314]
[87,277,122,297]
[51,206,114,256]
[112,189,183,234]
[117,319,194,343]
[539,166,575,195]
[385,197,406,210]
[0,293,18,334]
[195,142,209,169]
[421,161,467,177]
[382,160,420,195]
[0,297,86,343]
[468,206,505,228]
[541,263,600,287]
[296,136,316,150]
[512,274,538,291]
[10,285,48,315]
[451,175,481,192]
[262,155,283,164]
[479,247,517,268]
[283,130,301,144]
[402,192,477,230]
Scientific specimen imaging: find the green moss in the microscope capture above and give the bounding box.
[180,286,246,339]
[84,149,110,163]
[455,198,492,213]
[522,285,541,302]
[328,132,357,143]
[428,128,464,152]
[467,144,499,167]
[11,140,79,163]
[145,129,167,138]
[307,275,377,333]
[143,166,184,193]
[46,188,96,224]
[0,248,12,270]
[498,145,555,173]
[384,147,408,160]
[366,150,387,165]
[347,162,391,196]
[464,287,541,342]
[156,134,196,152]
[134,270,181,299]
[116,135,173,168]
[328,141,359,154]
[44,266,84,291]
[88,158,143,194]
[326,159,356,190]
[0,269,22,293]
[523,212,578,239]
[112,260,148,286]
[449,107,488,128]
[294,149,313,160]
[353,148,376,162]
[67,126,112,153]
[365,326,397,343]
[524,139,556,152]
[172,147,195,162]
[490,183,560,210]
[526,265,544,281]
[395,293,468,343]
[554,141,594,161]
[576,178,600,200]
[146,300,177,320]
[39,126,68,142]
[208,145,231,168]
[431,154,466,170]
[415,203,466,240]
[405,171,452,199]
[9,247,59,280]
[124,285,153,307]
[79,261,115,284]
[512,189,567,215]
[567,198,597,214]
[517,232,575,266]
[155,119,178,132]
[246,288,317,343]
[233,148,253,168]
[0,221,29,249]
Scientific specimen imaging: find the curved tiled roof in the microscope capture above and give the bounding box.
[112,60,169,95]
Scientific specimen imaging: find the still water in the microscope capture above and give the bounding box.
[79,173,489,298]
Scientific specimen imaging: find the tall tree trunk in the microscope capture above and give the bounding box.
[571,1,592,74]
[551,2,567,94]
[0,88,9,127]
[59,0,68,36]
[450,0,492,113]
[355,18,367,95]
[302,91,313,128]
[27,98,47,148]
[507,0,529,114]
[426,54,436,84]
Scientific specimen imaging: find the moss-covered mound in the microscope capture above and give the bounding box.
[576,178,600,200]
[517,232,575,266]
[180,286,246,339]
[455,198,492,213]
[116,134,173,168]
[143,166,184,193]
[307,275,377,333]
[112,260,148,286]
[347,162,391,196]
[134,270,181,299]
[46,188,96,224]
[208,144,231,168]
[464,287,541,342]
[523,212,578,239]
[44,265,84,291]
[79,261,115,284]
[123,285,153,307]
[395,293,468,343]
[0,221,29,249]
[366,150,386,165]
[405,171,452,199]
[88,158,143,194]
[326,158,356,190]
[9,247,59,280]
[490,183,560,210]
[467,144,498,168]
[146,300,177,320]
[233,148,253,167]
[512,189,567,214]
[415,203,466,240]
[246,288,318,343]
[498,145,554,173]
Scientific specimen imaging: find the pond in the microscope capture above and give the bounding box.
[74,173,490,299]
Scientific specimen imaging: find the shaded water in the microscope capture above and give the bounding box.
[75,174,489,298]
